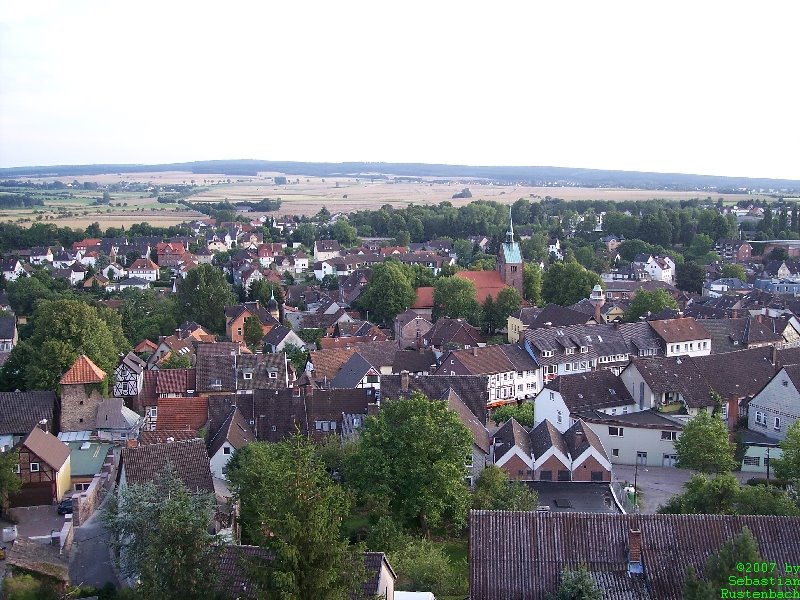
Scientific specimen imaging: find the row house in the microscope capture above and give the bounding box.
[398,252,455,276]
[195,342,289,397]
[492,417,611,482]
[394,309,434,350]
[424,317,484,350]
[139,368,197,430]
[1,258,25,281]
[433,343,538,406]
[155,242,186,267]
[29,246,54,264]
[714,239,753,262]
[633,254,676,284]
[225,302,280,346]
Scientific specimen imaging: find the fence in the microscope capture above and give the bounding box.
[610,473,639,514]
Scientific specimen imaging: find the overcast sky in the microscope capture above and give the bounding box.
[1,1,798,179]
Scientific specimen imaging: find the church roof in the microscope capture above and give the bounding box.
[500,241,522,264]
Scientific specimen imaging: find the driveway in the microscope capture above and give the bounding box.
[69,497,118,589]
[7,505,66,538]
[612,466,754,514]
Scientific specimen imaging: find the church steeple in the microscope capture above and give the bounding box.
[506,207,514,244]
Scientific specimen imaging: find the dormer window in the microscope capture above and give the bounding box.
[580,346,588,353]
[542,350,554,358]
[565,348,574,355]
[243,372,253,380]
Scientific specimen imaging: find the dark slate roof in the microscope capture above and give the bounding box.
[121,438,214,493]
[380,373,489,424]
[424,317,483,347]
[520,303,591,329]
[529,419,569,459]
[0,392,57,436]
[195,343,287,392]
[469,511,800,600]
[207,406,256,457]
[525,323,633,368]
[224,302,279,327]
[648,317,710,344]
[0,316,15,339]
[442,388,490,454]
[492,418,531,458]
[262,324,292,346]
[330,353,374,389]
[563,419,607,460]
[391,350,437,374]
[545,371,635,412]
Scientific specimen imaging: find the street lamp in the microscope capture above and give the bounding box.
[633,460,640,513]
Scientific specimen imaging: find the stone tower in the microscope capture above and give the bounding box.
[589,284,606,323]
[497,207,524,297]
[59,354,107,432]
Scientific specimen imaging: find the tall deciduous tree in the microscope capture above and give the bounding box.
[676,261,706,294]
[356,261,416,323]
[720,263,747,281]
[624,289,678,322]
[542,260,602,306]
[494,287,522,327]
[674,410,736,473]
[243,315,264,352]
[523,262,543,306]
[176,264,236,334]
[104,465,220,600]
[0,449,21,512]
[226,436,367,599]
[554,563,603,600]
[346,392,472,534]
[118,288,178,345]
[472,465,539,511]
[433,276,479,323]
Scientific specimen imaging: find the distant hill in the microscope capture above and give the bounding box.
[2,159,799,192]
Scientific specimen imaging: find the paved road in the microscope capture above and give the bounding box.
[69,499,118,589]
[613,466,753,513]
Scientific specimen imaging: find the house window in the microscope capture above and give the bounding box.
[539,470,552,481]
[580,346,588,353]
[271,425,277,432]
[74,482,91,492]
[612,448,619,457]
[565,348,574,355]
[557,410,562,424]
[557,470,570,481]
[622,407,629,414]
[565,363,571,372]
[15,464,20,473]
[661,431,678,441]
[542,350,554,358]
[755,411,767,427]
[30,462,40,472]
[743,456,761,466]
[223,447,232,455]
[243,372,253,380]
[237,328,242,337]
[609,426,624,437]
[591,471,604,482]
[774,417,781,431]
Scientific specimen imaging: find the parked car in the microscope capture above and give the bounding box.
[57,498,73,515]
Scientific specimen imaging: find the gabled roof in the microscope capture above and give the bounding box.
[207,406,255,457]
[139,429,200,445]
[0,391,56,436]
[330,353,375,389]
[18,426,70,470]
[121,438,213,493]
[380,373,489,425]
[444,388,490,454]
[545,370,635,412]
[529,419,569,459]
[574,408,684,430]
[156,396,209,431]
[392,349,437,374]
[0,316,16,339]
[455,270,508,303]
[96,397,141,430]
[648,317,710,343]
[117,351,146,375]
[493,417,531,459]
[308,341,398,382]
[129,257,159,271]
[424,317,483,347]
[59,354,106,385]
[563,419,607,460]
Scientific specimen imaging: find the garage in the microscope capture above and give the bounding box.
[9,482,53,508]
[662,453,677,468]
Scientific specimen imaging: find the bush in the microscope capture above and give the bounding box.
[390,538,465,597]
[5,575,59,600]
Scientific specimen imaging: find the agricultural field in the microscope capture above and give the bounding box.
[0,169,773,228]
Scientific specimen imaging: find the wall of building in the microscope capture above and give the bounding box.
[210,443,233,479]
[535,454,570,481]
[748,374,799,442]
[499,453,533,481]
[61,384,104,432]
[583,422,679,467]
[571,454,611,482]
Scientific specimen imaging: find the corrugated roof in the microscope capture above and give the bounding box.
[0,391,56,436]
[121,438,213,493]
[59,354,106,385]
[156,396,209,431]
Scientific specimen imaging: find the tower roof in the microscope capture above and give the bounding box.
[60,354,106,385]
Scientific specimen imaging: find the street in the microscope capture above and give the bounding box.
[69,499,119,589]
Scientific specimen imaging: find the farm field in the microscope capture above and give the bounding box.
[1,170,772,227]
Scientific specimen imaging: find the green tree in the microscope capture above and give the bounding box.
[331,219,359,247]
[160,353,192,370]
[282,342,309,372]
[523,262,543,305]
[356,261,415,323]
[175,264,236,334]
[0,448,21,511]
[6,275,56,315]
[243,315,264,352]
[405,263,435,288]
[490,403,534,427]
[226,436,367,599]
[390,538,463,597]
[104,465,219,600]
[494,286,522,327]
[118,288,178,345]
[433,276,479,323]
[481,295,499,335]
[472,465,539,511]
[293,223,317,248]
[542,260,602,306]
[394,230,411,247]
[249,279,284,309]
[720,263,747,281]
[773,420,800,481]
[3,574,58,600]
[674,411,736,473]
[617,238,653,262]
[453,238,474,266]
[683,527,774,599]
[347,392,472,534]
[676,261,706,294]
[554,563,602,600]
[24,299,122,391]
[624,288,678,322]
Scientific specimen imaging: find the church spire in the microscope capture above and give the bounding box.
[506,206,514,244]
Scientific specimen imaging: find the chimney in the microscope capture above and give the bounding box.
[38,418,48,432]
[175,328,182,340]
[772,344,780,369]
[628,527,643,573]
[472,346,479,357]
[400,370,410,393]
[367,402,380,416]
[573,428,584,449]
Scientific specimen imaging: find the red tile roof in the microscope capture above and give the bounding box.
[412,286,434,309]
[59,355,106,385]
[456,270,509,303]
[155,396,209,431]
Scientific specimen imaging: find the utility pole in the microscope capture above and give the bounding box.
[633,460,639,513]
[766,447,770,483]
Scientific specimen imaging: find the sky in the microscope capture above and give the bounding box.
[1,1,798,179]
